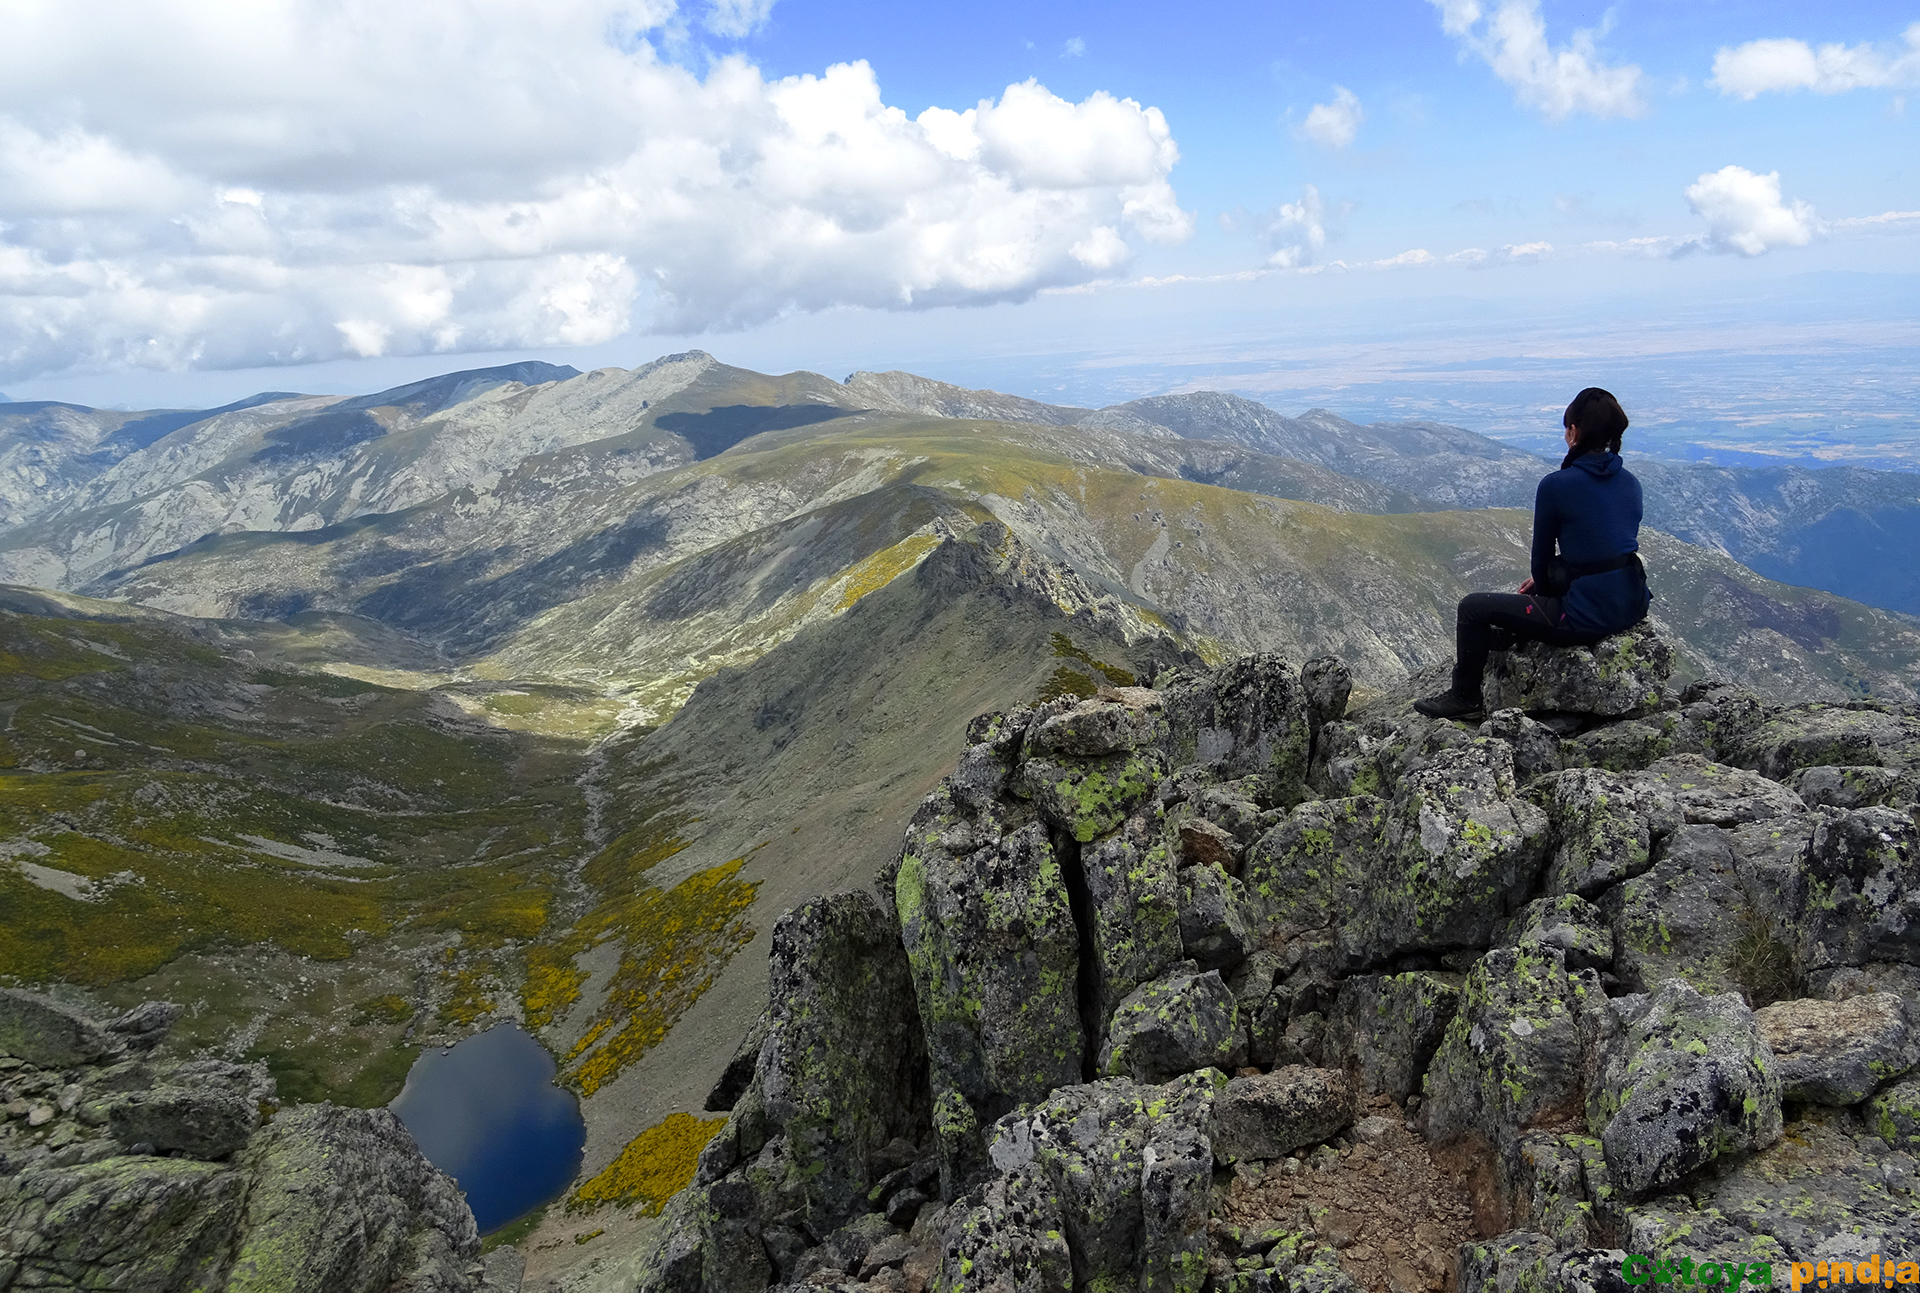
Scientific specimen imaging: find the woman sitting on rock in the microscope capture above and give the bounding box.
[1415,386,1651,719]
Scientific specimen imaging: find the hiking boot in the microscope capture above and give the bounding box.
[1414,688,1483,720]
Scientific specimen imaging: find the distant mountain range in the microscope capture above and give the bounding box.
[5,355,1916,621]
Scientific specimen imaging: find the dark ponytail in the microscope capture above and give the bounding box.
[1561,387,1628,469]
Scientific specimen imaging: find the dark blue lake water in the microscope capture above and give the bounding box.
[390,1022,586,1234]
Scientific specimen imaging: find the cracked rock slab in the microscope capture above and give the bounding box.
[1753,993,1920,1106]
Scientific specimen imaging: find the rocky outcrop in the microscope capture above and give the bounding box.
[631,632,1920,1293]
[1483,621,1675,718]
[0,995,484,1293]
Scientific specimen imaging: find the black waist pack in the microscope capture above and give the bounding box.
[1540,551,1643,598]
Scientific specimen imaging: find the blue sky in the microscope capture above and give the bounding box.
[3,0,1916,452]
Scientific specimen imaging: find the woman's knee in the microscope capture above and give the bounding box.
[1458,591,1501,625]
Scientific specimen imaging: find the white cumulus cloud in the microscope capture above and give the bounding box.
[0,0,1191,382]
[1296,87,1364,148]
[1427,0,1645,119]
[706,0,776,37]
[1681,166,1822,256]
[1263,186,1329,268]
[1710,24,1920,98]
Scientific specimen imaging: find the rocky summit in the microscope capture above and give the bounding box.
[619,626,1920,1293]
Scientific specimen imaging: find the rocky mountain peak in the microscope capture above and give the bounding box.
[633,625,1920,1293]
[841,370,1085,425]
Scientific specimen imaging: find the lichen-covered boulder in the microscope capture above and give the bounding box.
[1752,993,1920,1106]
[1208,1066,1353,1164]
[1679,1105,1920,1265]
[1457,1231,1630,1293]
[1321,971,1462,1103]
[1483,620,1675,718]
[1797,807,1920,973]
[1424,947,1605,1193]
[1162,654,1313,807]
[1484,707,1562,778]
[226,1104,480,1293]
[1185,780,1270,852]
[1301,655,1353,736]
[1561,711,1698,774]
[1346,740,1549,965]
[896,803,1083,1192]
[1500,894,1612,973]
[0,988,114,1067]
[1866,1077,1920,1150]
[0,1156,248,1291]
[1730,705,1920,782]
[1790,765,1920,810]
[1240,796,1381,946]
[1526,767,1679,898]
[934,1165,1073,1293]
[656,894,935,1293]
[1023,691,1168,760]
[1600,824,1769,997]
[1013,748,1165,843]
[1098,964,1239,1083]
[1631,754,1805,828]
[104,1001,183,1054]
[1586,979,1782,1199]
[1176,862,1253,971]
[1509,1133,1614,1248]
[754,890,931,1233]
[1082,810,1186,1036]
[108,1085,259,1159]
[960,1071,1221,1293]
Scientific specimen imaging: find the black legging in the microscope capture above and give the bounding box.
[1452,592,1600,700]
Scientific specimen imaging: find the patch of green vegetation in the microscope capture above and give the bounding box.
[834,534,942,611]
[483,1203,549,1250]
[352,993,414,1025]
[560,854,761,1096]
[1036,665,1099,703]
[1728,903,1798,1008]
[0,607,599,1106]
[259,1036,420,1108]
[249,668,393,697]
[1050,631,1135,686]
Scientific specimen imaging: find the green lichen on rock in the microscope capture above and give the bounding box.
[746,891,931,1230]
[895,799,1084,1192]
[1353,740,1549,964]
[1082,811,1186,1031]
[1587,979,1782,1199]
[1424,946,1605,1192]
[1240,795,1381,943]
[1016,751,1162,843]
[1322,970,1463,1102]
[0,1155,246,1291]
[968,1070,1220,1293]
[1098,964,1239,1083]
[1866,1076,1920,1151]
[1527,767,1677,898]
[1484,620,1675,718]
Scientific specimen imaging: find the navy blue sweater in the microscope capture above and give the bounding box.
[1532,451,1651,635]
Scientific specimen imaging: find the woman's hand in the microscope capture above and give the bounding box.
[1518,577,1536,594]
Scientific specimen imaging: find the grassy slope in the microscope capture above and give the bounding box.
[0,600,598,1105]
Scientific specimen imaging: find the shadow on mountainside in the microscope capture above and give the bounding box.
[657,403,860,459]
